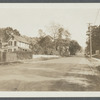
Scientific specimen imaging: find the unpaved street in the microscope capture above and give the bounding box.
[0,56,100,91]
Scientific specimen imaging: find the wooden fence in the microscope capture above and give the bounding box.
[0,52,17,62]
[0,51,32,63]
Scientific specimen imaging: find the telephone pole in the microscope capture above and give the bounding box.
[87,23,92,58]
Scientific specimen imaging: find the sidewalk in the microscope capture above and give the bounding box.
[86,55,100,66]
[91,57,100,66]
[92,57,100,62]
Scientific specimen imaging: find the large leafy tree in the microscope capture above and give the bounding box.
[69,40,81,55]
[32,23,80,56]
[0,27,21,42]
[38,35,54,54]
[5,27,20,36]
[86,25,100,54]
[38,29,46,38]
[46,23,71,56]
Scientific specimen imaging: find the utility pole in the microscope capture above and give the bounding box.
[87,23,92,58]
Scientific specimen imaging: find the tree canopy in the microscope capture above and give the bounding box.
[0,25,81,56]
[85,25,100,54]
[31,23,81,56]
[0,27,21,42]
[69,40,81,55]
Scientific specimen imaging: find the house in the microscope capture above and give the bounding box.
[0,34,31,52]
[44,35,54,42]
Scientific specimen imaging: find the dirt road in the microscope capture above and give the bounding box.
[0,56,100,91]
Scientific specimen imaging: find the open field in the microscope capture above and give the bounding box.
[0,56,100,91]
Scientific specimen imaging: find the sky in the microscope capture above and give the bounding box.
[0,3,100,48]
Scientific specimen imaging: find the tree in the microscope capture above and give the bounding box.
[85,25,100,54]
[38,29,46,38]
[69,40,81,55]
[57,27,71,56]
[32,43,44,54]
[47,23,70,41]
[5,27,20,36]
[46,23,71,56]
[0,27,21,42]
[13,29,20,36]
[32,23,72,56]
[38,35,54,54]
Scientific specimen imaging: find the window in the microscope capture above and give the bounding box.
[11,41,12,46]
[4,50,7,52]
[14,49,16,51]
[8,49,12,52]
[12,37,14,40]
[14,41,17,46]
[8,41,12,46]
[0,43,2,48]
[8,41,10,46]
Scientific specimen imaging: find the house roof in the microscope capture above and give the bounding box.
[44,35,54,41]
[8,35,30,44]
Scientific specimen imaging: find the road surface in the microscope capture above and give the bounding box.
[0,55,100,91]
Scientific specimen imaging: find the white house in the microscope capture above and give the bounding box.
[0,35,31,52]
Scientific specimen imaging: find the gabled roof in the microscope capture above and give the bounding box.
[44,35,54,41]
[8,35,30,44]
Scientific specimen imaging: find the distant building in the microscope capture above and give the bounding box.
[44,35,54,42]
[0,34,31,52]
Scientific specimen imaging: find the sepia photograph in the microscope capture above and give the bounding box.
[0,3,100,94]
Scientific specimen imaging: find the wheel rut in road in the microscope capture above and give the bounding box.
[0,56,100,91]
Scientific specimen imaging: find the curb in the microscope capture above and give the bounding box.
[92,57,100,62]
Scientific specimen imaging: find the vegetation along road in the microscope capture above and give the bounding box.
[0,55,100,91]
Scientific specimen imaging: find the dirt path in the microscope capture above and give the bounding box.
[0,56,100,91]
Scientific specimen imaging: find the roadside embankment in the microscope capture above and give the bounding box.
[32,55,60,60]
[85,55,100,74]
[33,55,59,58]
[0,55,60,65]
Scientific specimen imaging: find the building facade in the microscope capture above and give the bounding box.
[0,35,31,52]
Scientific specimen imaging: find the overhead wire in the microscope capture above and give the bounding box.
[94,8,100,25]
